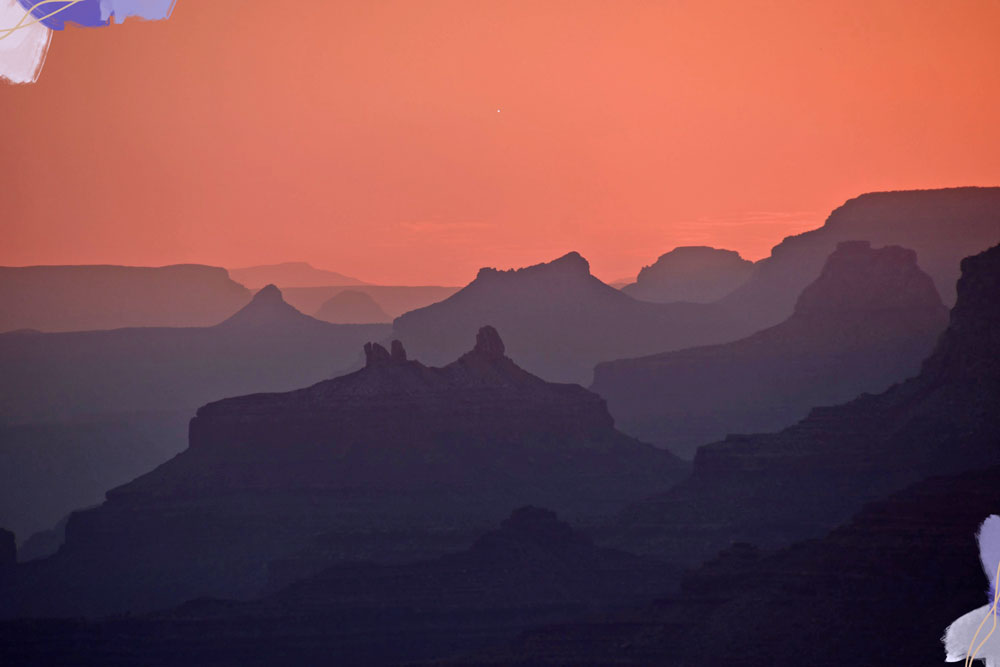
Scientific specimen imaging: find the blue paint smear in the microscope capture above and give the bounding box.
[16,0,176,30]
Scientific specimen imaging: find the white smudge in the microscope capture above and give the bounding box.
[0,0,52,84]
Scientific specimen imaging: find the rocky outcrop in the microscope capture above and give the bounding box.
[611,242,1000,562]
[392,252,745,384]
[1,328,684,617]
[0,263,251,333]
[314,290,391,323]
[621,246,753,303]
[594,241,949,457]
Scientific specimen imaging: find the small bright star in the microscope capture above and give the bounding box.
[497,109,501,113]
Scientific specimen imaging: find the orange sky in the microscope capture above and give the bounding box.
[2,0,999,285]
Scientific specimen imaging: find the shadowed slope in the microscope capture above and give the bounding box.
[611,242,1000,563]
[595,241,949,457]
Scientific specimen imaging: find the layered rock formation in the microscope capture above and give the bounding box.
[488,467,1000,666]
[393,252,744,384]
[621,246,753,303]
[0,328,684,617]
[0,507,681,666]
[612,242,1000,562]
[0,264,251,333]
[0,286,388,539]
[721,187,1000,329]
[595,241,949,457]
[314,289,391,323]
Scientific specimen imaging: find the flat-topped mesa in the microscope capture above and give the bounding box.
[109,324,681,506]
[792,241,943,318]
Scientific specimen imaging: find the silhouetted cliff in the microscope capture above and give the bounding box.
[0,328,684,617]
[622,246,753,303]
[595,241,948,457]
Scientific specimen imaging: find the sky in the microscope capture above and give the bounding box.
[1,0,999,285]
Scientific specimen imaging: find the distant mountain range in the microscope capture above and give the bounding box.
[394,251,742,384]
[0,264,251,332]
[595,241,949,457]
[611,241,1000,564]
[228,262,366,288]
[621,246,754,303]
[0,327,685,617]
[0,286,389,540]
[394,188,1000,385]
[719,187,1000,326]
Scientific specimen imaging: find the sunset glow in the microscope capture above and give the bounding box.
[2,0,998,284]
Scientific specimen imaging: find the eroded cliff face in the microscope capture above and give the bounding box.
[612,243,1000,563]
[595,241,949,457]
[2,327,684,618]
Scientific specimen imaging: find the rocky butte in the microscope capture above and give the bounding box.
[621,245,754,303]
[0,327,684,618]
[594,241,949,457]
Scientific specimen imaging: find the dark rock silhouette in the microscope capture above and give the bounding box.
[0,264,251,333]
[314,289,391,323]
[229,261,365,288]
[721,187,1000,330]
[0,507,681,666]
[0,328,684,617]
[609,242,1000,564]
[393,251,743,384]
[595,241,949,457]
[621,246,754,303]
[482,466,1000,666]
[0,287,389,538]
